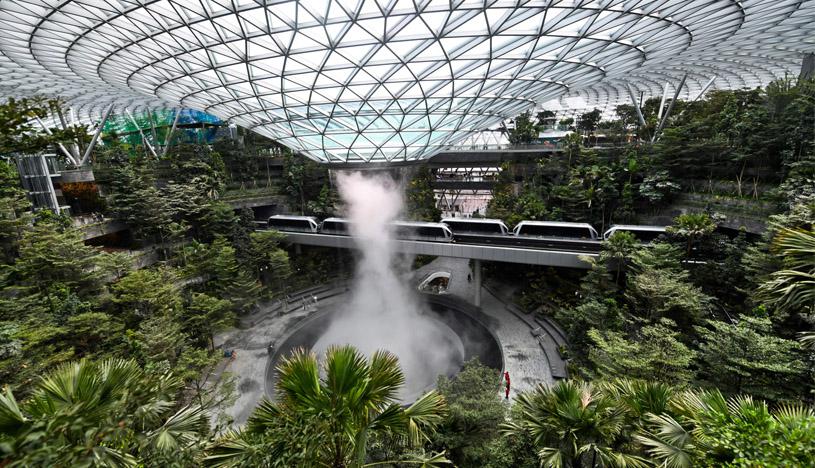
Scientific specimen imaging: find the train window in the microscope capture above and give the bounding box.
[322,221,348,232]
[269,219,307,230]
[417,227,438,237]
[630,230,663,242]
[519,224,591,238]
[448,221,502,234]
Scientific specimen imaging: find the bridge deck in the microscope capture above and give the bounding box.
[281,232,595,269]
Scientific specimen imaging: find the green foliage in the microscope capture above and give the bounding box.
[508,111,539,145]
[282,151,328,214]
[207,237,261,313]
[695,316,808,401]
[432,359,506,466]
[0,358,209,467]
[626,266,711,326]
[756,226,815,320]
[637,389,815,467]
[184,293,234,350]
[0,160,31,262]
[111,267,183,325]
[577,108,602,140]
[667,212,717,255]
[0,97,88,157]
[246,230,291,293]
[501,380,647,468]
[406,166,442,222]
[588,319,696,385]
[600,231,638,282]
[13,220,105,298]
[207,345,449,467]
[132,312,188,367]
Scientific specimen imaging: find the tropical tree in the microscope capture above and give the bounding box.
[206,345,449,467]
[756,226,815,319]
[588,319,696,386]
[667,213,717,256]
[694,316,808,401]
[500,380,647,468]
[0,358,208,467]
[636,389,815,467]
[577,109,602,145]
[600,231,638,283]
[0,160,31,263]
[431,359,507,467]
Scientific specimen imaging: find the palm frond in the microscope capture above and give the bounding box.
[276,347,322,408]
[773,403,815,426]
[245,398,285,434]
[204,431,262,467]
[0,386,26,435]
[538,446,565,468]
[579,443,650,468]
[366,349,405,404]
[323,345,370,408]
[402,391,447,445]
[635,413,694,468]
[147,404,208,453]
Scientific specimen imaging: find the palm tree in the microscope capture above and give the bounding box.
[600,231,638,283]
[500,380,647,468]
[666,213,716,256]
[0,358,208,467]
[206,345,449,467]
[635,389,815,467]
[757,227,815,316]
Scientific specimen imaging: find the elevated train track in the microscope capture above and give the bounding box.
[265,230,598,269]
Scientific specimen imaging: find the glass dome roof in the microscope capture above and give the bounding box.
[1,0,813,163]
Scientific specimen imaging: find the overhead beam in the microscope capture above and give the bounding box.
[79,104,114,166]
[652,73,687,142]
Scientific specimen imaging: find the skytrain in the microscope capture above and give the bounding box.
[265,215,667,246]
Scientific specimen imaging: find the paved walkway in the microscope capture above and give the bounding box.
[213,256,554,426]
[212,294,344,426]
[414,257,554,397]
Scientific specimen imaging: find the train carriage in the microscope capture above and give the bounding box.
[442,218,509,235]
[514,221,599,240]
[267,215,319,233]
[393,221,453,242]
[319,217,352,236]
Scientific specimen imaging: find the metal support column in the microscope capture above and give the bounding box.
[473,259,482,307]
[652,73,687,142]
[657,82,670,120]
[125,109,158,158]
[162,109,182,156]
[626,84,647,127]
[34,116,77,165]
[80,104,114,166]
[693,76,717,102]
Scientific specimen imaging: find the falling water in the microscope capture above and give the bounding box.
[312,171,464,400]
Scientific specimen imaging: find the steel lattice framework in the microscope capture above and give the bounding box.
[1,1,814,163]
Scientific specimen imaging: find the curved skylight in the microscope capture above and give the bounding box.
[1,1,813,162]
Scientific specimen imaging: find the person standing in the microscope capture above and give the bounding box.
[503,371,511,399]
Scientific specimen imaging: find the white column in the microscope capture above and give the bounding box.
[473,259,482,307]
